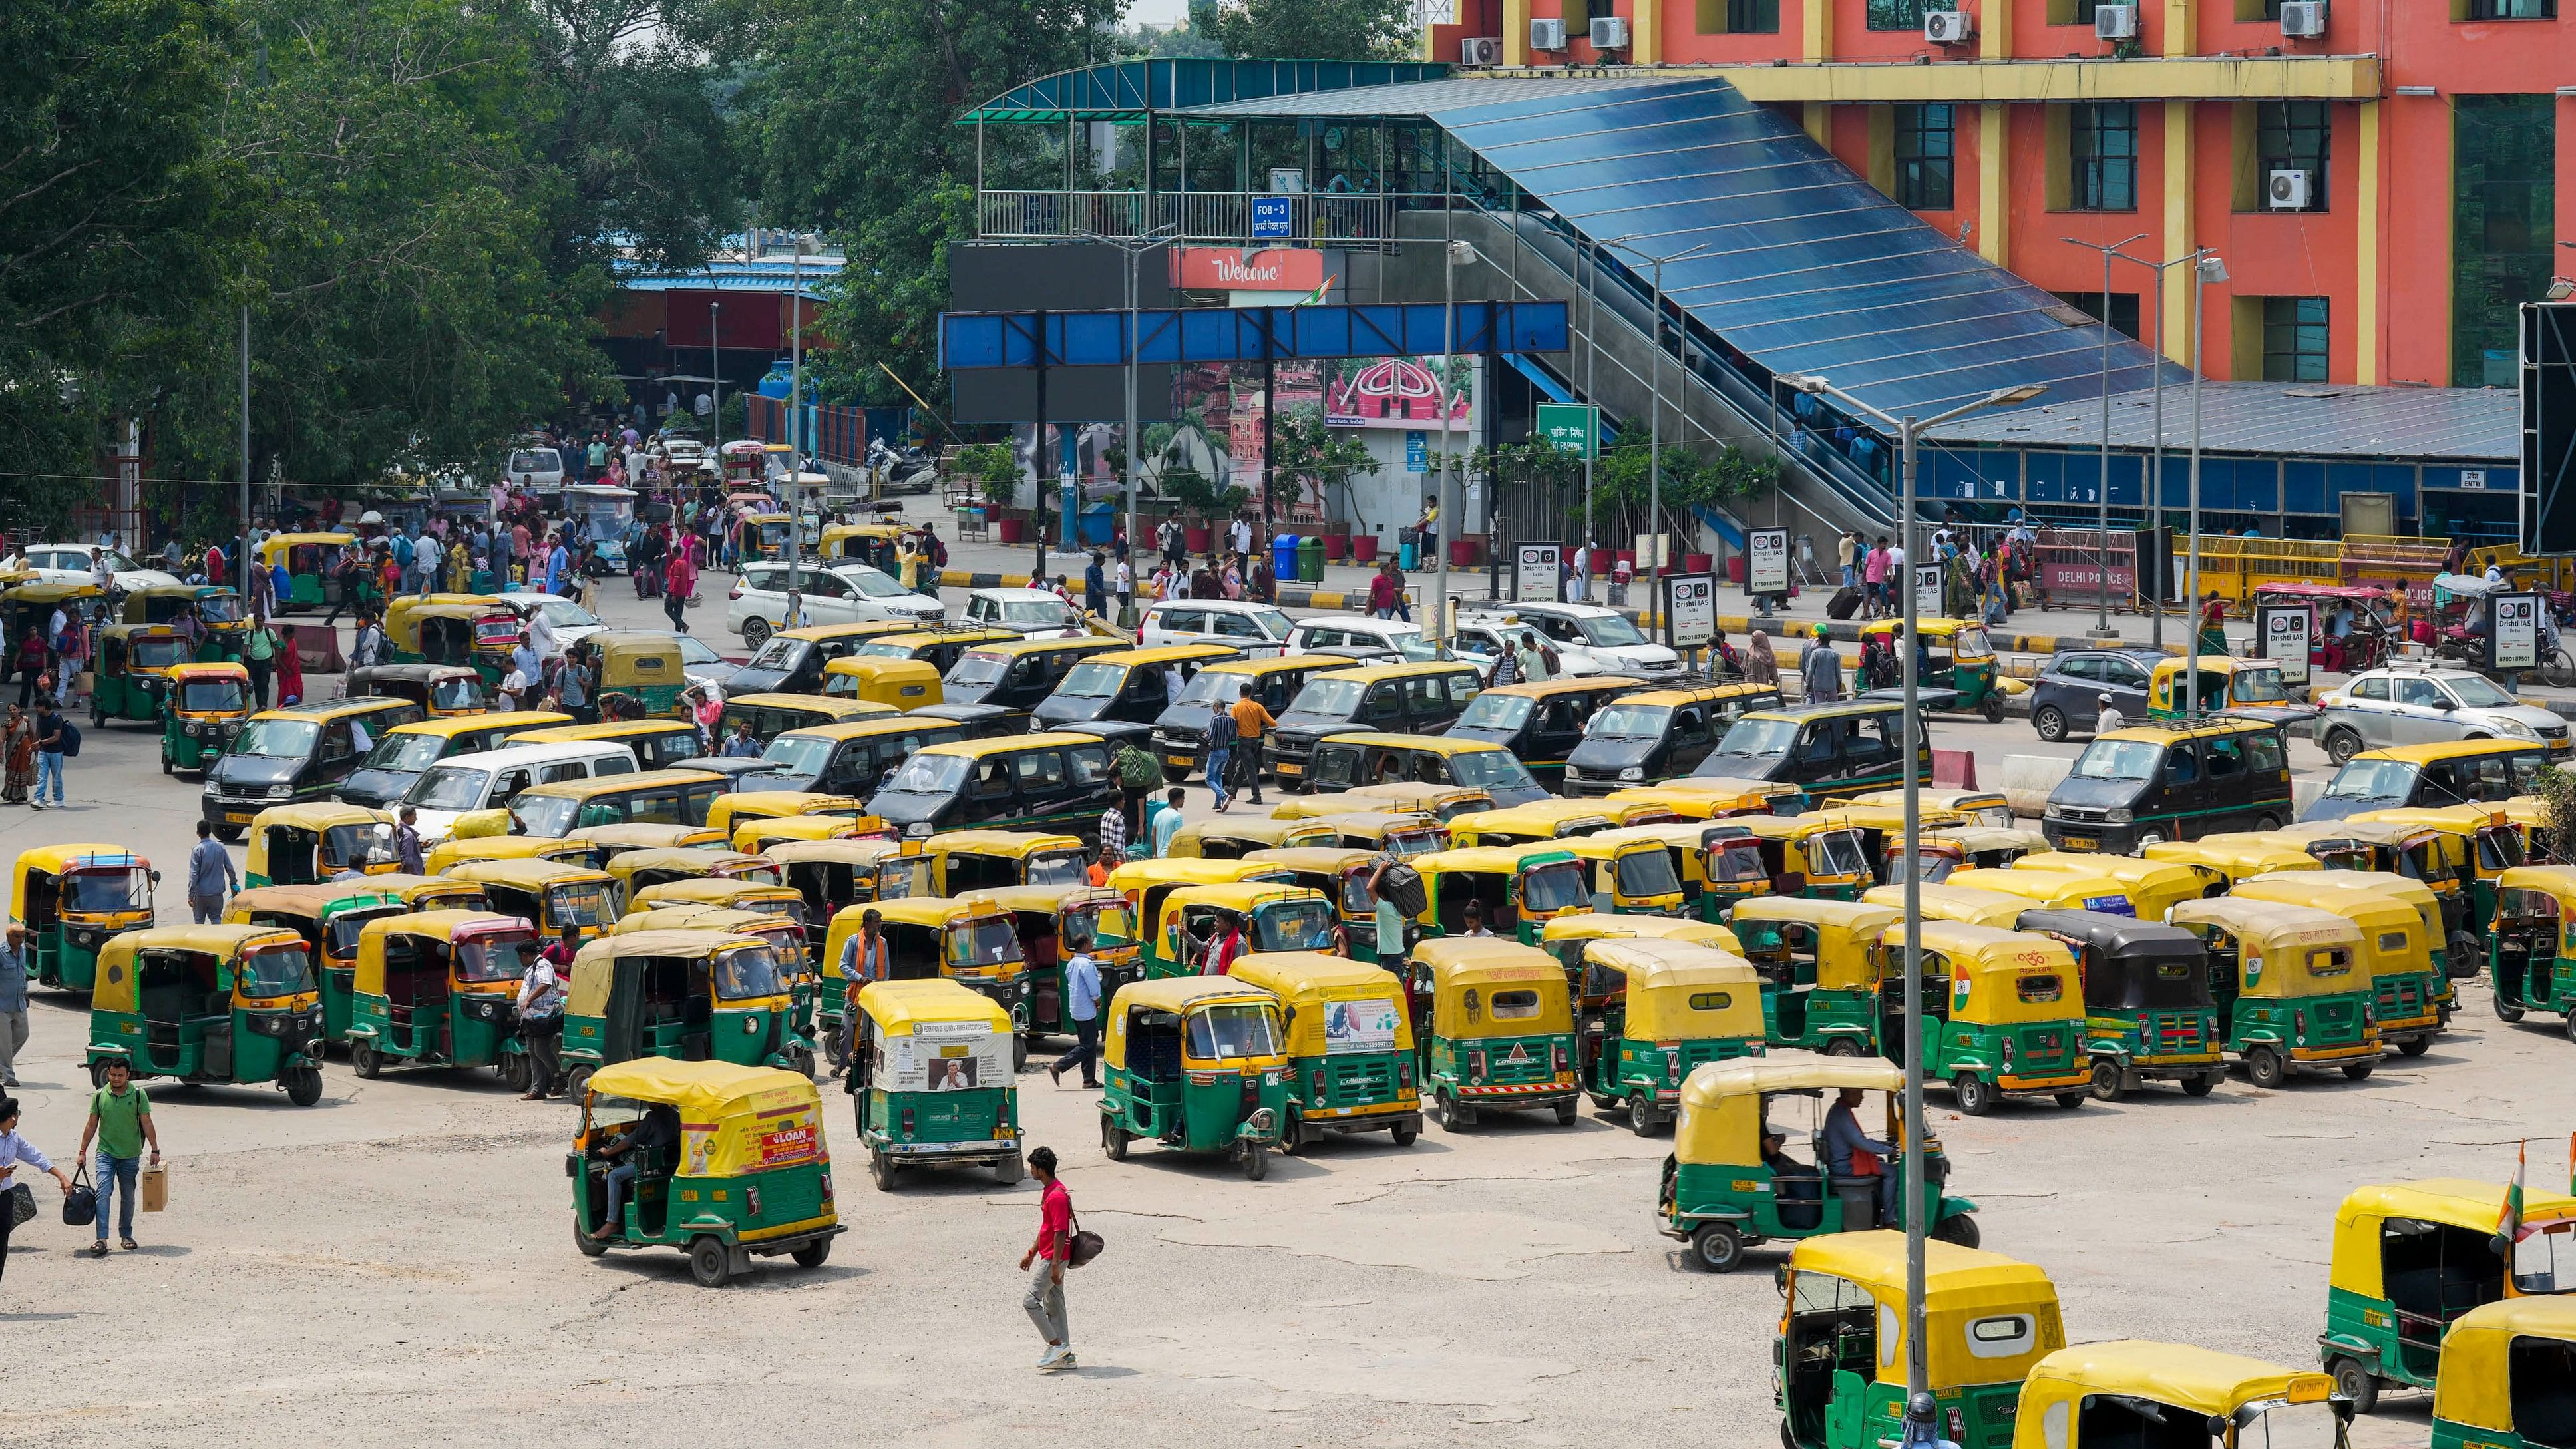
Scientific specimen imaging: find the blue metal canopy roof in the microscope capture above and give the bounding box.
[1925,381,2515,461]
[1177,75,2184,422]
[960,58,1451,124]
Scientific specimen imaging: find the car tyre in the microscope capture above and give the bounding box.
[688,1235,731,1287]
[2244,1047,2287,1089]
[349,1040,382,1079]
[2032,706,2068,743]
[1953,1072,1994,1116]
[2252,813,2282,832]
[2324,727,2364,766]
[741,617,772,650]
[1690,1221,1744,1273]
[2495,996,2527,1024]
[1982,694,2007,724]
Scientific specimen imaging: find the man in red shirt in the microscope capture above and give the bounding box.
[1017,1145,1075,1370]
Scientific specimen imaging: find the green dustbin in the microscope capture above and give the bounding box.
[1296,536,1325,584]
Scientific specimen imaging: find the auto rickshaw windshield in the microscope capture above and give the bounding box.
[365,733,451,772]
[429,677,482,712]
[713,945,785,1000]
[327,909,399,957]
[1026,850,1089,888]
[586,1092,647,1130]
[1522,859,1590,913]
[2231,665,2291,704]
[321,824,389,870]
[132,637,188,669]
[233,718,319,758]
[2073,739,2163,780]
[1710,837,1767,883]
[454,932,535,982]
[1451,751,1538,791]
[2233,1396,2341,1449]
[1063,901,1132,950]
[1187,1003,1280,1060]
[1591,703,1670,739]
[1453,692,1533,732]
[1715,716,1799,759]
[947,915,1023,968]
[179,679,244,712]
[197,594,242,624]
[1807,831,1872,878]
[239,944,314,996]
[548,882,611,927]
[1616,849,1684,897]
[1254,899,1338,952]
[63,867,150,913]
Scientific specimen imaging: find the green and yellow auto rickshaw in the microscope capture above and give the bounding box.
[382,598,520,684]
[223,881,409,1044]
[1098,975,1290,1179]
[1730,897,1899,1055]
[614,905,813,1042]
[89,623,187,728]
[580,632,691,718]
[158,661,252,774]
[445,859,619,944]
[2429,1298,2576,1449]
[1228,951,1422,1152]
[1541,912,1743,986]
[3,581,99,662]
[11,845,155,993]
[1144,882,1339,979]
[1707,816,1876,903]
[84,924,326,1104]
[2008,852,2203,923]
[2143,833,2324,897]
[1103,858,1296,963]
[558,928,807,1095]
[2237,871,2450,1056]
[1778,1232,2066,1449]
[2352,803,2526,954]
[984,885,1143,1044]
[2016,909,2225,1100]
[125,584,247,661]
[2491,864,2576,1039]
[346,911,544,1086]
[1875,921,2092,1116]
[423,835,604,876]
[2010,1343,2347,1449]
[1572,938,1764,1134]
[2318,1178,2576,1411]
[767,839,932,922]
[824,896,1035,1060]
[1857,618,2016,722]
[1239,847,1387,962]
[842,978,1025,1189]
[2171,897,2381,1086]
[243,803,395,887]
[920,830,1093,897]
[1559,832,1690,917]
[1411,843,1594,946]
[1401,937,1580,1130]
[604,848,783,912]
[570,1059,841,1285]
[1658,1058,1979,1272]
[261,531,356,610]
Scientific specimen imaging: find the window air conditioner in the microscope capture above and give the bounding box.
[1460,36,1505,65]
[1924,11,1976,44]
[2267,168,2314,211]
[2093,5,2138,39]
[1529,17,1568,49]
[1589,15,1631,47]
[2279,1,2327,38]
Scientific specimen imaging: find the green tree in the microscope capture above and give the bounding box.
[1268,405,1379,518]
[1191,0,1419,61]
[530,0,745,275]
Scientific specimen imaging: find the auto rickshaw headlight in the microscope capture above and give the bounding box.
[222,721,241,735]
[183,722,202,737]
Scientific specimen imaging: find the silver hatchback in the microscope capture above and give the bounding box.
[2310,666,2570,764]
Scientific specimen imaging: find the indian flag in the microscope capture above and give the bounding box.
[1291,272,1337,307]
[2497,1139,2527,1251]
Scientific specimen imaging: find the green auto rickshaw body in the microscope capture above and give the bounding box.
[84,924,327,1102]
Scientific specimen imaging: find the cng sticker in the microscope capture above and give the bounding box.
[1505,1043,1531,1066]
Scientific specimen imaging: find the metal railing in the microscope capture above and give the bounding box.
[977,190,1441,244]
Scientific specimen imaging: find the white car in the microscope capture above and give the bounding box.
[1465,602,1684,681]
[964,587,1085,639]
[669,632,731,690]
[727,560,944,646]
[504,444,565,492]
[482,591,605,649]
[3,544,180,593]
[1282,613,1490,679]
[1138,598,1294,657]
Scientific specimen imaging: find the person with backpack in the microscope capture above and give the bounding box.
[1203,694,1237,813]
[31,701,70,809]
[1112,735,1160,842]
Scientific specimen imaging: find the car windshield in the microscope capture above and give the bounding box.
[1590,703,1672,740]
[1246,607,1293,640]
[1716,717,1799,758]
[671,635,722,669]
[365,733,451,773]
[2072,740,2165,781]
[884,753,972,795]
[1614,849,1682,897]
[95,550,140,574]
[760,735,834,777]
[745,636,809,671]
[64,867,150,913]
[1056,662,1125,698]
[2230,666,2290,704]
[946,915,1024,968]
[2324,759,2419,801]
[1253,899,1338,952]
[232,718,319,759]
[548,882,611,927]
[713,945,785,1000]
[2447,674,2517,708]
[1383,629,1443,662]
[238,944,315,997]
[1576,614,1648,646]
[839,566,908,599]
[1520,859,1590,913]
[1004,598,1074,626]
[508,793,580,837]
[1450,750,1538,791]
[948,652,1010,687]
[538,601,600,630]
[1176,670,1241,704]
[453,931,536,984]
[1289,678,1367,716]
[179,680,244,712]
[1453,692,1533,733]
[1185,1003,1280,1060]
[406,764,491,810]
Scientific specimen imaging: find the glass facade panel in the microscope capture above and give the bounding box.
[1698,0,1781,29]
[2261,297,2329,383]
[2068,103,2138,212]
[2255,100,2330,211]
[2452,95,2555,387]
[1894,104,1956,210]
[1868,0,1931,29]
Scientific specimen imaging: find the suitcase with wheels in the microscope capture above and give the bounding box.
[1825,585,1861,621]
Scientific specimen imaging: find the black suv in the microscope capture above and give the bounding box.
[1268,662,1487,791]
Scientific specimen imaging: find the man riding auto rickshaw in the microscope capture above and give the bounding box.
[2428,1299,2576,1447]
[1570,938,1763,1134]
[1146,883,1339,980]
[1402,937,1580,1131]
[1657,1059,1979,1273]
[159,661,252,775]
[1875,922,2092,1116]
[347,911,544,1088]
[2008,1343,2349,1449]
[2318,1178,2576,1412]
[242,803,395,887]
[2487,864,2576,1040]
[984,885,1142,1046]
[843,978,1025,1190]
[1728,898,1898,1056]
[84,924,327,1104]
[827,896,1035,1063]
[1777,1233,2065,1449]
[2170,897,2381,1086]
[1228,951,1422,1153]
[556,928,809,1095]
[2017,909,2223,1100]
[1097,976,1290,1179]
[1854,618,2016,722]
[570,1059,841,1286]
[89,622,188,729]
[11,845,156,994]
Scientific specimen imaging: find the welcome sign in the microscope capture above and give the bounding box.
[1169,247,1325,292]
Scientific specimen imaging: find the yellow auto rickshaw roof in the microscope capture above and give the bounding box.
[2500,863,2576,900]
[724,692,889,719]
[14,843,147,877]
[2336,1179,2576,1239]
[926,829,1087,858]
[1331,781,1494,808]
[1411,936,1561,982]
[1608,779,1795,813]
[1463,801,1616,833]
[1173,818,1340,852]
[763,838,904,867]
[819,522,908,546]
[226,882,401,918]
[1790,1231,2059,1314]
[2348,803,2516,835]
[1163,882,1321,915]
[521,720,701,749]
[446,859,614,889]
[2020,1343,2332,1420]
[584,1057,819,1118]
[105,923,292,958]
[775,715,964,746]
[1541,913,1744,950]
[2015,854,2198,891]
[2150,654,2267,680]
[517,768,725,801]
[717,790,860,819]
[166,662,251,683]
[1808,802,1936,833]
[1680,1056,1903,1112]
[585,631,684,666]
[1277,809,1438,837]
[1862,883,2024,927]
[1108,975,1279,1015]
[1105,858,1291,892]
[131,583,230,600]
[2169,897,2366,950]
[1922,825,2048,853]
[634,879,796,909]
[98,622,180,643]
[353,873,486,903]
[854,976,1016,1034]
[918,731,1105,763]
[1227,950,1401,1000]
[1413,844,1579,876]
[608,847,772,875]
[980,884,1122,916]
[2,581,101,602]
[2356,738,2542,765]
[614,905,783,936]
[1088,644,1246,668]
[2267,817,2425,849]
[385,710,572,742]
[252,801,391,832]
[1239,846,1383,877]
[2245,868,2440,913]
[365,909,526,942]
[562,821,728,849]
[574,927,761,962]
[1582,937,1758,984]
[865,895,998,928]
[1586,821,1712,853]
[399,601,511,623]
[2432,1297,2576,1434]
[1853,788,2013,816]
[1944,867,2131,907]
[2146,835,2322,873]
[1312,730,1501,760]
[262,532,355,551]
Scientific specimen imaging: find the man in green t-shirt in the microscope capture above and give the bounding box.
[75,1059,160,1255]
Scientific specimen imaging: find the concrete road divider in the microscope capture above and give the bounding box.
[1994,754,2072,819]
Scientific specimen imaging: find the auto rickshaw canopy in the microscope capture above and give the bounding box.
[1581,939,1762,1041]
[1238,846,1384,899]
[2348,804,2525,873]
[450,857,617,892]
[91,924,306,1012]
[224,880,401,927]
[1153,881,1331,942]
[2013,1342,2334,1443]
[854,974,1014,1036]
[426,836,600,873]
[1857,616,1994,659]
[733,816,870,853]
[357,873,490,911]
[608,847,781,884]
[1880,921,2081,1024]
[2327,1179,2576,1300]
[615,905,801,943]
[1100,975,1285,1072]
[1410,937,1570,1037]
[1674,1057,1904,1168]
[584,630,686,683]
[632,878,801,915]
[1542,912,1744,952]
[2430,1297,2576,1435]
[247,803,394,880]
[2009,854,2201,921]
[2168,899,2368,996]
[1226,951,1413,1058]
[2015,911,2211,1011]
[1607,777,1801,820]
[2149,654,2292,712]
[926,830,1090,874]
[2,580,102,607]
[1286,779,1494,821]
[2241,869,2444,960]
[981,883,1133,934]
[1728,898,1899,991]
[1852,788,2016,829]
[166,660,252,693]
[259,532,355,566]
[765,837,910,870]
[1167,817,1340,857]
[1270,811,1449,856]
[1863,883,2026,930]
[565,823,729,854]
[859,894,994,932]
[11,845,153,923]
[2145,834,2324,887]
[705,791,864,835]
[1448,800,1618,846]
[582,1058,824,1178]
[820,656,943,708]
[1788,1231,2066,1390]
[353,911,532,995]
[385,601,518,660]
[1945,867,2144,917]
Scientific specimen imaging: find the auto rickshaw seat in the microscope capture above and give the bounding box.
[1128,1010,1184,1084]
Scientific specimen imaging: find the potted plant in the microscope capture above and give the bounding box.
[952,442,1022,542]
[1161,465,1244,557]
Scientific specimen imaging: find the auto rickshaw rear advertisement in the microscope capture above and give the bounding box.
[886,1018,1008,1094]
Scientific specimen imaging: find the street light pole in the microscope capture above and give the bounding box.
[1600,238,1722,597]
[2061,233,2146,640]
[1082,225,1177,628]
[2185,252,2227,722]
[710,301,722,451]
[787,236,805,627]
[1783,372,2045,1406]
[240,305,252,605]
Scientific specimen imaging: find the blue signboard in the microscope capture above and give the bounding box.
[1405,431,1427,473]
[1250,196,1293,238]
[939,300,1571,369]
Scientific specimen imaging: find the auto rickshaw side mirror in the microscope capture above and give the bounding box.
[149,870,162,887]
[1773,1263,1790,1297]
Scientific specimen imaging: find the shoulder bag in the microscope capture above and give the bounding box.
[60,1161,96,1227]
[1067,1206,1103,1268]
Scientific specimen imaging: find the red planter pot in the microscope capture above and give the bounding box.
[1185,525,1212,553]
[1351,535,1379,562]
[1685,552,1713,574]
[1322,534,1349,560]
[996,517,1027,544]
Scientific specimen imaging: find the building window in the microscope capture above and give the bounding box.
[2056,290,2141,341]
[2236,0,2285,18]
[2255,101,2331,211]
[1867,0,1930,29]
[2453,95,2556,386]
[2466,0,2555,18]
[2262,298,2329,382]
[1893,106,1956,210]
[1563,0,1595,23]
[1697,0,1781,29]
[2067,103,2139,212]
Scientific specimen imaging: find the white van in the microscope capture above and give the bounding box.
[399,740,636,840]
[505,444,566,492]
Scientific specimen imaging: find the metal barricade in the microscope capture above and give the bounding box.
[2342,534,2449,609]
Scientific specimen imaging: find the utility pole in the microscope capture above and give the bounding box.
[2061,233,2145,641]
[786,236,805,629]
[240,305,252,606]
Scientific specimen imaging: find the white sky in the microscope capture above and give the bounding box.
[1130,0,1191,23]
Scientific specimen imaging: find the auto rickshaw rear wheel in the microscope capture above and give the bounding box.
[1012,1036,1028,1073]
[791,1237,832,1269]
[688,1235,731,1287]
[160,750,172,775]
[2341,1062,2374,1080]
[2446,934,2482,978]
[1588,1092,1619,1111]
[1628,1103,1660,1136]
[1240,1142,1268,1181]
[87,1059,112,1088]
[284,1067,323,1106]
[1820,1038,1863,1058]
[2179,1072,2219,1097]
[2088,1059,2127,1102]
[1554,1100,1579,1126]
[869,1149,899,1191]
[1276,1110,1303,1155]
[2396,1036,2431,1058]
[498,1054,529,1094]
[2328,1358,2380,1415]
[1929,1214,1980,1249]
[574,1216,609,1258]
[1690,1221,1744,1273]
[1952,1073,1995,1116]
[1100,1116,1129,1160]
[2493,996,2525,1023]
[349,1041,382,1078]
[1390,1123,1418,1147]
[1434,1092,1476,1131]
[2243,1047,2287,1089]
[2052,1091,2087,1110]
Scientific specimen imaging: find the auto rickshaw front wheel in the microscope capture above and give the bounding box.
[869,1149,900,1192]
[2493,995,2525,1023]
[1981,694,2006,724]
[688,1235,731,1287]
[2328,1358,2381,1415]
[1099,1116,1129,1161]
[574,1216,609,1259]
[1952,1073,1996,1116]
[1690,1221,1744,1273]
[1240,1141,1268,1181]
[284,1066,323,1106]
[160,750,172,776]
